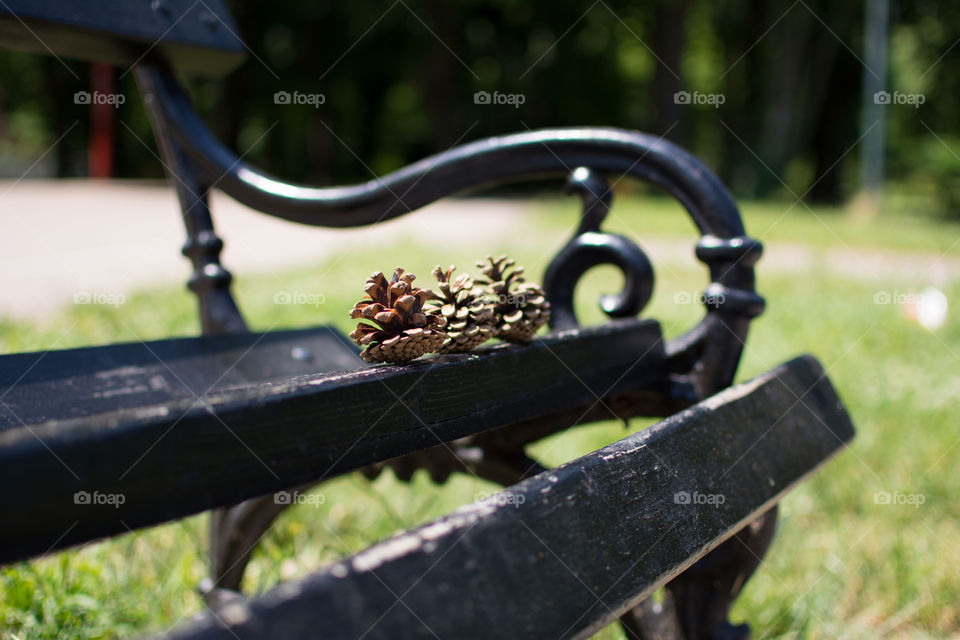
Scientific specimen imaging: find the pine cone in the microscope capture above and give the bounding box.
[475,255,551,343]
[349,268,446,363]
[425,265,497,353]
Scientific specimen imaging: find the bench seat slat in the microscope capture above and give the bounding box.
[0,327,361,429]
[0,0,245,76]
[0,319,668,563]
[160,355,854,640]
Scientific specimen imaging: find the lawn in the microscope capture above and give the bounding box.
[1,195,958,639]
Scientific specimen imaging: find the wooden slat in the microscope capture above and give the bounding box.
[0,319,667,563]
[159,355,854,640]
[0,326,361,429]
[0,0,246,76]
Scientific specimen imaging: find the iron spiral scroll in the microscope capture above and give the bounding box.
[543,167,656,331]
[542,163,765,402]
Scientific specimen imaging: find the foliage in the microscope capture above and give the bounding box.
[0,1,959,214]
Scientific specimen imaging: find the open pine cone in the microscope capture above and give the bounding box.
[425,265,497,353]
[475,255,551,343]
[349,268,446,363]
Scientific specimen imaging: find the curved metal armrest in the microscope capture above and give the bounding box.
[138,66,736,233]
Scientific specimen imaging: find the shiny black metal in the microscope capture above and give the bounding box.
[544,231,655,330]
[566,165,613,234]
[544,168,655,330]
[135,69,246,336]
[140,67,744,233]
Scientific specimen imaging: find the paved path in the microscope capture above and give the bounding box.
[0,180,540,319]
[0,180,955,319]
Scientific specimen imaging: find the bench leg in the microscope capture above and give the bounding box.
[619,506,778,640]
[204,483,315,599]
[135,67,247,335]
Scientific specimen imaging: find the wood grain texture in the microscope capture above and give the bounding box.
[159,355,854,640]
[0,327,361,429]
[0,319,667,563]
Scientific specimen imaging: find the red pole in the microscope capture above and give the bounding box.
[88,62,114,178]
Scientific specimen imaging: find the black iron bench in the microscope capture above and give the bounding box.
[0,3,855,639]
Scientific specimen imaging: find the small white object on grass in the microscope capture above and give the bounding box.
[903,287,948,330]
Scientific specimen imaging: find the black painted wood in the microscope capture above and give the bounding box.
[159,355,854,640]
[0,319,668,563]
[0,327,360,429]
[0,0,245,76]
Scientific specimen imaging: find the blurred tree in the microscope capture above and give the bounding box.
[0,0,956,216]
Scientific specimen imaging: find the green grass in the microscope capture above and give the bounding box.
[1,198,959,639]
[532,188,960,254]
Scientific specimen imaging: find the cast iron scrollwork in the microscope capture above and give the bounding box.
[543,167,655,330]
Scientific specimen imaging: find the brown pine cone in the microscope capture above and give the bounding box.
[348,268,446,363]
[425,265,497,353]
[475,255,551,343]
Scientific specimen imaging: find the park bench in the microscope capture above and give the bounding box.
[0,3,855,639]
